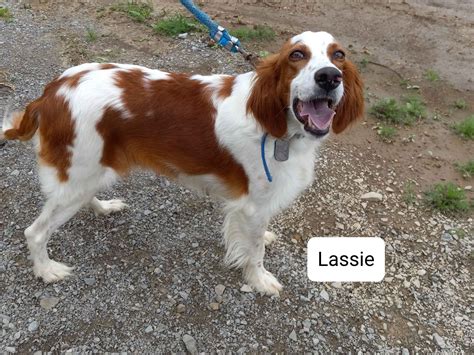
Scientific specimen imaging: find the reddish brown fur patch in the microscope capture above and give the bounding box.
[218,75,235,99]
[96,70,249,198]
[100,63,118,70]
[36,81,76,182]
[247,41,311,138]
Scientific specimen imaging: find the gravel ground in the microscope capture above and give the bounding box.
[1,2,473,353]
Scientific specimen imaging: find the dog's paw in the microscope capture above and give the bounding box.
[92,199,128,216]
[246,267,283,296]
[263,231,278,246]
[34,260,74,283]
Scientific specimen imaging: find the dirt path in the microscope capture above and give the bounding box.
[1,1,473,353]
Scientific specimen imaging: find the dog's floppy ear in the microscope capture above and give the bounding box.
[332,59,364,133]
[247,54,288,138]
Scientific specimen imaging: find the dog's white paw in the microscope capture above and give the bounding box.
[263,231,277,246]
[246,267,283,296]
[92,199,128,216]
[34,260,74,283]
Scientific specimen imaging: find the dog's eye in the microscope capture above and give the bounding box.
[333,50,345,60]
[289,50,305,61]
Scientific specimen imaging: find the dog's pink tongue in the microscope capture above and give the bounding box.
[300,100,335,130]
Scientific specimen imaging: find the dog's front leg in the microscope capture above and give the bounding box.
[223,206,282,296]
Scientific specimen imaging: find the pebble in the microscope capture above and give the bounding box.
[240,284,252,293]
[289,329,297,341]
[209,302,220,311]
[417,269,426,276]
[182,334,198,354]
[177,304,186,313]
[331,282,342,288]
[40,296,59,310]
[385,187,394,193]
[401,348,409,355]
[144,325,153,333]
[433,333,446,348]
[464,185,472,190]
[319,289,329,301]
[178,33,188,39]
[84,277,96,286]
[28,320,39,332]
[10,170,19,176]
[215,284,226,296]
[5,347,15,353]
[361,192,383,202]
[441,233,453,242]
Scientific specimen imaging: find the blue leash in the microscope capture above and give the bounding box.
[260,133,273,182]
[180,0,257,65]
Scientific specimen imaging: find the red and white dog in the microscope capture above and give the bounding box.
[3,31,363,295]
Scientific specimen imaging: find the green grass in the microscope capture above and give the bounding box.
[370,96,427,125]
[424,182,471,214]
[453,99,467,110]
[230,25,275,41]
[0,6,13,21]
[425,69,440,82]
[455,160,474,178]
[86,28,98,42]
[112,2,153,23]
[153,14,203,36]
[453,115,474,139]
[359,57,369,70]
[403,181,417,206]
[377,125,397,142]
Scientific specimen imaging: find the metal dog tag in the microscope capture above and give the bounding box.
[274,139,289,161]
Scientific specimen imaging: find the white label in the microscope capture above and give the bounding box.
[307,237,385,282]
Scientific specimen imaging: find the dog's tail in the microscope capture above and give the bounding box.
[1,100,41,141]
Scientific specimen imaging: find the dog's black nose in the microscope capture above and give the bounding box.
[314,67,342,91]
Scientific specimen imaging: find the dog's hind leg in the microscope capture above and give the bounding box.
[25,167,99,282]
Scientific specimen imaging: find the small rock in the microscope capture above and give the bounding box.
[240,284,252,293]
[464,185,472,190]
[177,304,186,313]
[5,347,15,353]
[143,209,152,216]
[401,348,409,355]
[40,296,59,310]
[385,187,394,193]
[182,334,198,354]
[441,233,453,242]
[10,170,19,176]
[319,289,329,301]
[417,269,426,276]
[289,329,297,341]
[215,284,226,296]
[84,277,96,286]
[178,33,188,39]
[28,320,38,332]
[412,278,420,288]
[144,325,153,333]
[433,333,446,348]
[331,282,342,288]
[312,337,320,346]
[209,302,220,311]
[361,192,383,202]
[336,222,344,230]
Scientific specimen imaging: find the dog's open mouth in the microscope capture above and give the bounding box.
[293,98,336,136]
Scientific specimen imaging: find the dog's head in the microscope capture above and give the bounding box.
[247,31,364,138]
